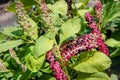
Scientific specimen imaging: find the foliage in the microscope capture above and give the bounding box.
[0,0,120,80]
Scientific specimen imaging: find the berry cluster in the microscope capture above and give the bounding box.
[46,50,67,80]
[85,12,109,56]
[60,33,98,61]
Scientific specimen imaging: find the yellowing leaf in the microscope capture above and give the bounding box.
[73,51,111,73]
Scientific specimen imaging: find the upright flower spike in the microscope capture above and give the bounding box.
[94,0,103,23]
[0,60,7,71]
[60,33,98,61]
[46,50,67,80]
[16,1,38,40]
[85,12,109,56]
[40,0,54,29]
[16,1,32,32]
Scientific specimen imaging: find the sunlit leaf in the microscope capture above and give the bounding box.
[77,72,111,80]
[0,40,24,53]
[59,18,81,44]
[105,38,120,48]
[72,51,111,73]
[47,0,67,16]
[32,32,55,58]
[25,46,45,72]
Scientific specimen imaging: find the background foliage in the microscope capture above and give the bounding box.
[0,0,120,80]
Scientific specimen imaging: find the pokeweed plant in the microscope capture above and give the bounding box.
[0,0,120,80]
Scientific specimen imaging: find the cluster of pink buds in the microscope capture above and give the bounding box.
[85,12,109,56]
[94,0,103,23]
[46,50,67,80]
[60,33,98,61]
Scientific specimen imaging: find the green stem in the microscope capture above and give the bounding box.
[54,41,71,80]
[110,48,120,57]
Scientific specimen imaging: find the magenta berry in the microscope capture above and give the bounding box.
[60,33,98,61]
[46,51,67,80]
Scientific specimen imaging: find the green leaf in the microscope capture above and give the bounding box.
[8,0,38,12]
[78,8,93,20]
[72,51,111,73]
[77,72,111,80]
[11,74,22,80]
[105,38,120,48]
[25,46,45,72]
[110,48,120,58]
[0,33,7,43]
[28,18,38,40]
[60,18,81,44]
[101,0,114,4]
[32,32,55,58]
[111,74,118,80]
[47,0,67,16]
[20,0,38,10]
[102,2,120,27]
[8,2,16,12]
[0,40,24,53]
[111,31,120,41]
[0,27,24,38]
[39,74,55,80]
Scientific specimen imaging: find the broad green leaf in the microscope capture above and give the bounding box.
[72,51,111,73]
[25,46,45,72]
[33,32,55,58]
[8,0,38,12]
[28,18,38,40]
[102,2,120,27]
[47,0,67,16]
[105,38,120,48]
[60,18,81,44]
[0,27,24,38]
[0,33,7,43]
[77,72,111,80]
[0,40,24,53]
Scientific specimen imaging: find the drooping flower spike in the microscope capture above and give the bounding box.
[60,33,98,61]
[85,12,109,56]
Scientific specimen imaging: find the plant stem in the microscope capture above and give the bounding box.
[54,41,71,80]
